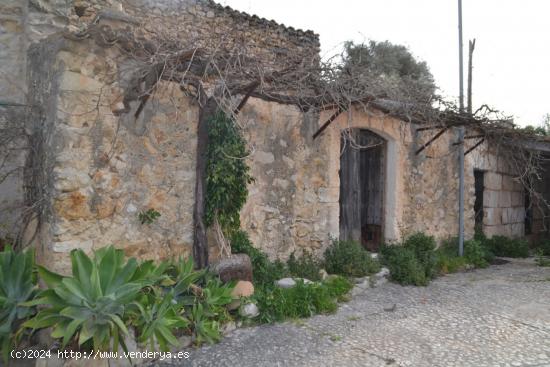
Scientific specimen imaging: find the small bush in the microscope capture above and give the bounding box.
[403,232,437,279]
[535,239,550,256]
[380,245,428,286]
[535,249,550,267]
[435,238,490,274]
[481,235,529,258]
[231,230,288,285]
[323,239,380,277]
[287,251,322,281]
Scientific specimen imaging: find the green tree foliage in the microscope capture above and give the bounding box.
[205,112,253,235]
[342,40,436,103]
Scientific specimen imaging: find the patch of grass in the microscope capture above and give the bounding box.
[287,251,322,281]
[253,276,353,324]
[324,239,381,277]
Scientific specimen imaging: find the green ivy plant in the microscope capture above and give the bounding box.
[205,112,253,236]
[138,209,161,225]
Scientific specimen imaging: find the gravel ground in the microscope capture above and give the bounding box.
[154,258,550,367]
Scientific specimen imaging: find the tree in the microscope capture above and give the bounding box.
[342,41,436,103]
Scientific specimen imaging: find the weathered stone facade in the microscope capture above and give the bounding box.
[1,0,546,272]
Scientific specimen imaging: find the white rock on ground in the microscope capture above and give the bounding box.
[275,277,313,288]
[240,303,260,318]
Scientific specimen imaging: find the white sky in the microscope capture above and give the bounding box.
[221,0,550,126]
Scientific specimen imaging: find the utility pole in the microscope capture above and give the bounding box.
[467,39,476,114]
[458,0,465,256]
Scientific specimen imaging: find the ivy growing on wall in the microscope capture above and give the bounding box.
[205,112,253,238]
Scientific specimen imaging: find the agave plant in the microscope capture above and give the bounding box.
[129,292,189,351]
[0,246,38,362]
[25,246,145,352]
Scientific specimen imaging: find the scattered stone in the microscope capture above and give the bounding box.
[383,303,397,312]
[239,303,259,318]
[275,277,313,288]
[319,269,329,280]
[222,321,237,335]
[371,252,379,259]
[276,277,296,288]
[210,254,252,282]
[228,280,254,310]
[176,335,193,348]
[375,267,390,278]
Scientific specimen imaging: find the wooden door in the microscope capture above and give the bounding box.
[339,129,385,251]
[339,130,361,243]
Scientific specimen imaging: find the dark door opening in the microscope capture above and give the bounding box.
[339,129,385,251]
[474,170,484,232]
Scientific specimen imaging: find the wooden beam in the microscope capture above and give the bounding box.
[465,138,485,156]
[415,127,448,155]
[233,80,260,115]
[416,125,445,132]
[452,134,485,145]
[312,106,345,140]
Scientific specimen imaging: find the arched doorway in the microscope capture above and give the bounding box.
[339,128,386,251]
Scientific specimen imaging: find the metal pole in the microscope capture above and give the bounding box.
[458,0,465,256]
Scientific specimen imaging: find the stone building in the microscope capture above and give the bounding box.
[0,0,549,272]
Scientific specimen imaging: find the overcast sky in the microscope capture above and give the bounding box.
[221,0,549,127]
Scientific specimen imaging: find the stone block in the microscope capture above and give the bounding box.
[210,254,252,282]
[53,167,91,192]
[318,187,339,203]
[483,190,499,208]
[498,191,511,208]
[511,191,523,207]
[510,223,524,238]
[59,71,102,93]
[509,207,525,224]
[482,225,500,238]
[501,175,519,191]
[51,239,92,253]
[484,207,501,226]
[484,172,502,190]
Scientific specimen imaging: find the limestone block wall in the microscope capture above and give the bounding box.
[467,143,526,238]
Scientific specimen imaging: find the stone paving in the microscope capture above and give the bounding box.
[157,258,550,367]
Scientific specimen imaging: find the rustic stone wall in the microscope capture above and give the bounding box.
[17,0,320,269]
[239,99,335,260]
[467,144,526,238]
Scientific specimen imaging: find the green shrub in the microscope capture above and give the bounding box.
[0,246,38,362]
[535,249,550,267]
[323,239,380,277]
[403,232,437,279]
[481,235,529,258]
[380,245,428,286]
[323,275,354,302]
[464,240,490,268]
[231,230,287,285]
[254,277,352,323]
[535,239,550,256]
[287,251,322,281]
